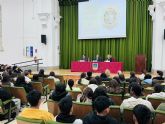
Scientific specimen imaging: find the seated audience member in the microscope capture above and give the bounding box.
[146,83,165,100]
[118,73,126,84]
[24,71,31,83]
[56,96,82,124]
[76,87,93,103]
[153,70,164,80]
[139,70,147,81]
[126,71,138,83]
[15,75,33,93]
[120,83,154,112]
[92,86,114,105]
[105,69,111,79]
[133,104,151,124]
[100,73,111,81]
[88,78,98,92]
[95,76,103,86]
[107,79,122,94]
[143,74,152,84]
[94,54,102,62]
[19,90,54,121]
[48,71,60,85]
[1,73,14,86]
[27,69,33,79]
[50,83,68,101]
[38,69,45,78]
[32,74,39,82]
[77,73,89,85]
[105,54,112,62]
[86,72,93,81]
[83,96,118,124]
[13,65,23,74]
[66,79,81,92]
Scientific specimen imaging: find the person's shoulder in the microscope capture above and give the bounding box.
[107,116,119,124]
[73,119,83,124]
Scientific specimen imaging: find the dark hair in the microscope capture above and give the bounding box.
[113,76,120,84]
[95,76,102,85]
[1,74,10,83]
[89,78,97,85]
[16,75,26,84]
[24,71,29,76]
[56,83,66,94]
[130,71,136,78]
[93,86,108,101]
[32,74,39,81]
[78,73,86,84]
[108,79,119,88]
[58,96,72,114]
[68,79,74,90]
[144,74,152,79]
[38,69,44,76]
[28,69,32,74]
[49,71,55,77]
[87,72,92,77]
[119,74,125,82]
[157,70,163,77]
[131,83,142,97]
[80,87,93,102]
[93,96,110,113]
[154,83,163,93]
[133,104,151,124]
[100,73,107,78]
[27,90,41,107]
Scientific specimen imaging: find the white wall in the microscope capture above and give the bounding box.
[149,0,165,72]
[0,0,60,68]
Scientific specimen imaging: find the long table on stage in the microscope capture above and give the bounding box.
[71,61,123,73]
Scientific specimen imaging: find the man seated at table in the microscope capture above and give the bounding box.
[80,54,88,61]
[93,54,102,62]
[105,54,112,62]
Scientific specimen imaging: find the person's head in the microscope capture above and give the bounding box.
[105,69,111,78]
[96,54,99,58]
[28,69,32,74]
[144,74,152,79]
[95,76,102,85]
[89,78,97,85]
[38,69,44,76]
[80,72,86,78]
[130,71,136,78]
[55,83,66,94]
[113,76,120,84]
[154,83,163,93]
[68,79,74,90]
[129,77,138,84]
[27,90,41,107]
[93,86,108,101]
[58,96,73,115]
[100,73,107,79]
[80,87,93,102]
[87,71,92,77]
[130,83,142,97]
[118,74,125,82]
[157,70,163,77]
[1,73,10,83]
[108,79,119,88]
[16,75,26,84]
[133,104,151,124]
[49,71,55,77]
[24,70,29,76]
[32,74,39,81]
[93,96,111,116]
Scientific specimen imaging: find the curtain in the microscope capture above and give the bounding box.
[60,0,153,71]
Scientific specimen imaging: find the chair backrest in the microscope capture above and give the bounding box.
[154,110,165,124]
[67,88,81,101]
[10,87,27,104]
[47,99,59,116]
[1,85,12,95]
[76,84,86,91]
[72,101,92,119]
[123,108,134,124]
[107,94,123,105]
[143,87,154,96]
[148,97,165,110]
[16,116,44,124]
[109,105,121,121]
[31,82,43,94]
[55,75,64,83]
[43,78,55,90]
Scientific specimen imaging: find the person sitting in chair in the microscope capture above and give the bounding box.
[105,54,112,62]
[94,54,102,62]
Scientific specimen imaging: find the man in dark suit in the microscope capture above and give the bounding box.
[105,54,112,62]
[94,54,102,62]
[81,54,88,61]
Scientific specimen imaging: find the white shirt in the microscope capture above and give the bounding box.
[48,76,60,83]
[120,97,154,112]
[25,76,31,83]
[88,84,98,92]
[146,92,165,100]
[77,78,89,85]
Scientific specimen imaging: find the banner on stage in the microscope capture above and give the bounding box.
[92,63,98,71]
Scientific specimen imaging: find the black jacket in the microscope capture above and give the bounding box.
[56,113,76,123]
[83,112,118,124]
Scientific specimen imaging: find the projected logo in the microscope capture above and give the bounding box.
[103,7,118,29]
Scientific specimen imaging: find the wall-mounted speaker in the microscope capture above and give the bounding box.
[41,35,47,45]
